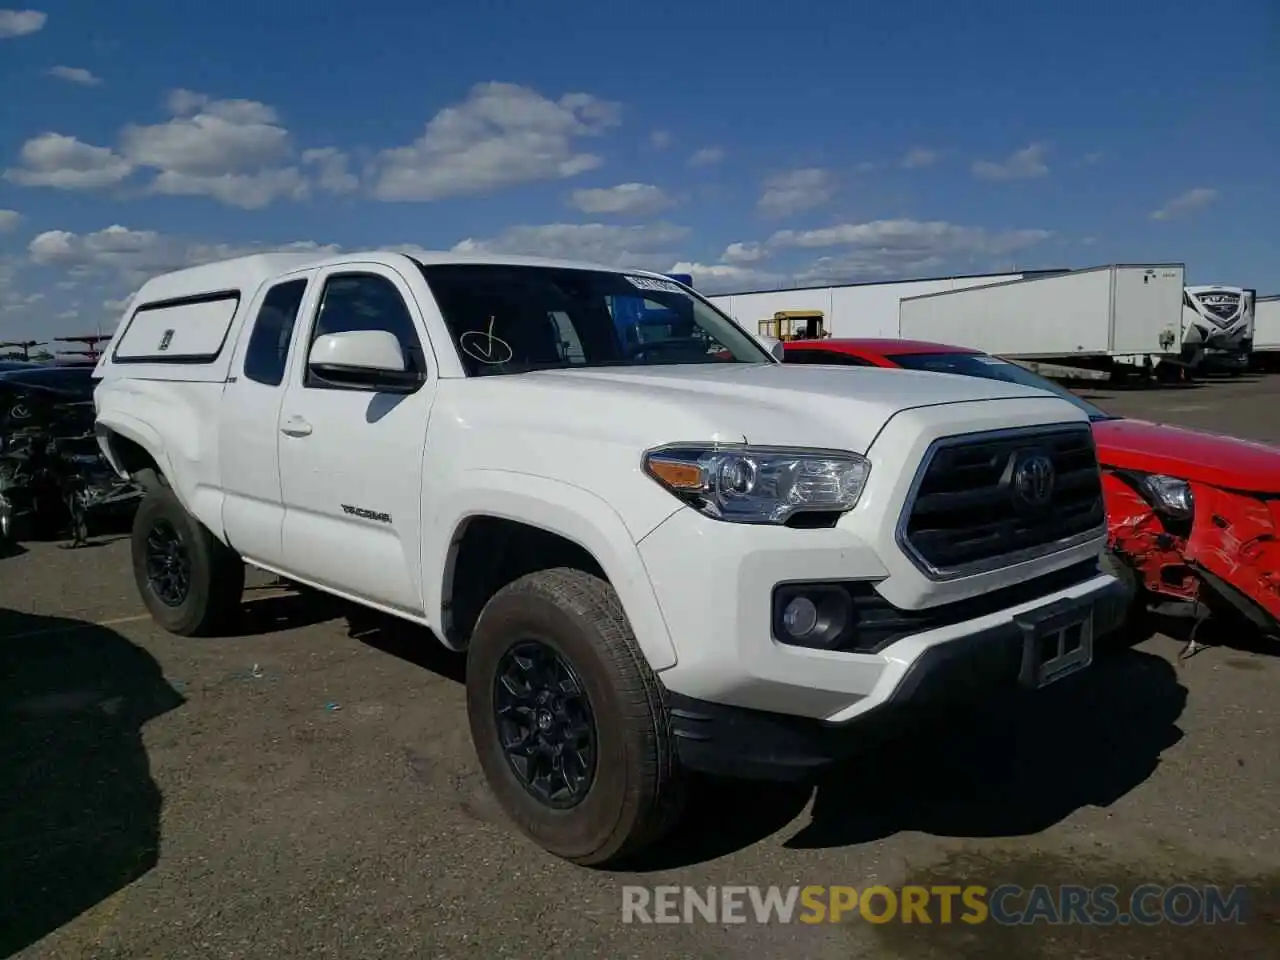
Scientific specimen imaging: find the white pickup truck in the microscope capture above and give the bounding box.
[93,250,1129,866]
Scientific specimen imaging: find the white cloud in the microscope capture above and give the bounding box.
[0,209,21,232]
[687,146,724,167]
[302,147,359,195]
[766,218,1053,284]
[0,8,45,38]
[450,222,689,271]
[370,82,621,202]
[3,81,628,210]
[971,143,1050,181]
[27,224,341,285]
[4,89,356,208]
[649,130,672,149]
[150,168,310,209]
[679,218,1054,294]
[669,260,786,293]
[47,65,103,86]
[769,218,1051,254]
[901,148,939,169]
[1150,187,1217,221]
[120,93,292,176]
[721,242,767,264]
[756,168,836,218]
[3,133,134,189]
[569,182,673,217]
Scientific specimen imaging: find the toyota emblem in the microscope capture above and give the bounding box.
[1013,453,1055,507]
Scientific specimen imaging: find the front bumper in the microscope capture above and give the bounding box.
[664,576,1130,781]
[636,502,1129,781]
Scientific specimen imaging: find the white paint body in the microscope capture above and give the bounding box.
[93,250,1117,723]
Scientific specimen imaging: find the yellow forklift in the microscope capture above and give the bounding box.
[757,310,829,342]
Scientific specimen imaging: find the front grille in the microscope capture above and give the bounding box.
[898,424,1105,578]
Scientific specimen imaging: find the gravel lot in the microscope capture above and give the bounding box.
[3,374,1279,959]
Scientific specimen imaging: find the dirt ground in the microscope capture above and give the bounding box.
[3,373,1279,959]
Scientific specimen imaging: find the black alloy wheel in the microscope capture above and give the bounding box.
[493,638,598,808]
[144,518,191,607]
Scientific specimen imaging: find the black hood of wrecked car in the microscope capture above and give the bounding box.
[0,365,96,403]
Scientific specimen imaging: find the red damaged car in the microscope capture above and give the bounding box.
[783,337,1280,639]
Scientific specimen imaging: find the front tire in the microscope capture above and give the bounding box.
[1100,549,1151,648]
[466,567,685,867]
[130,479,245,636]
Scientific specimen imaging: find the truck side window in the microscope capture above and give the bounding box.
[243,278,308,386]
[305,273,426,389]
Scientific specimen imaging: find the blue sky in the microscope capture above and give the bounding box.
[1,0,1277,342]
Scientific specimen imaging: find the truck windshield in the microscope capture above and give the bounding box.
[414,262,772,376]
[885,351,1118,422]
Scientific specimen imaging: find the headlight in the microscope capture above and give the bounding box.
[1136,473,1194,519]
[642,443,870,524]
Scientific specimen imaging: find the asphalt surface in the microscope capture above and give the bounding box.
[3,373,1280,959]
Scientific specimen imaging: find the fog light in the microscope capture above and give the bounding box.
[782,596,819,637]
[772,584,856,649]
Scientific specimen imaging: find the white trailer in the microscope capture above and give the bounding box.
[706,270,1062,339]
[898,264,1187,379]
[1252,294,1280,369]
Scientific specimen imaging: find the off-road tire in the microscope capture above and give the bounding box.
[466,567,685,867]
[131,477,245,636]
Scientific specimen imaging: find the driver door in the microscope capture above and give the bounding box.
[275,263,437,616]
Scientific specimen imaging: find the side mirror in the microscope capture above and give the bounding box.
[757,335,787,362]
[308,331,421,390]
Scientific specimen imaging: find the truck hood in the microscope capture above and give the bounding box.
[1093,418,1280,494]
[449,362,1076,453]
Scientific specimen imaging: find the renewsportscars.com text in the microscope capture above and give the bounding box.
[621,883,1250,926]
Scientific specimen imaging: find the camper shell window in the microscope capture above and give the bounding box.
[111,290,242,365]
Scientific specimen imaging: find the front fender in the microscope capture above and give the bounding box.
[427,470,681,672]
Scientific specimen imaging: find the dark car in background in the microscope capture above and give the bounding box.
[0,363,142,545]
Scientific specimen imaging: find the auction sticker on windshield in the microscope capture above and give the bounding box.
[625,275,688,295]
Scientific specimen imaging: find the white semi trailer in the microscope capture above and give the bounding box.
[1252,294,1280,370]
[897,264,1187,380]
[705,270,1063,338]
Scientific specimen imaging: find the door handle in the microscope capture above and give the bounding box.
[280,416,313,437]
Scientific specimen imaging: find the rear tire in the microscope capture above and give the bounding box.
[466,567,685,867]
[131,478,245,636]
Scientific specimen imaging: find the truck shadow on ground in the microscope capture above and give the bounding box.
[0,608,185,957]
[232,585,357,637]
[0,538,27,558]
[343,608,467,683]
[629,649,1187,870]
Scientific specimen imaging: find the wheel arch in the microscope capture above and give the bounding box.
[429,473,679,672]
